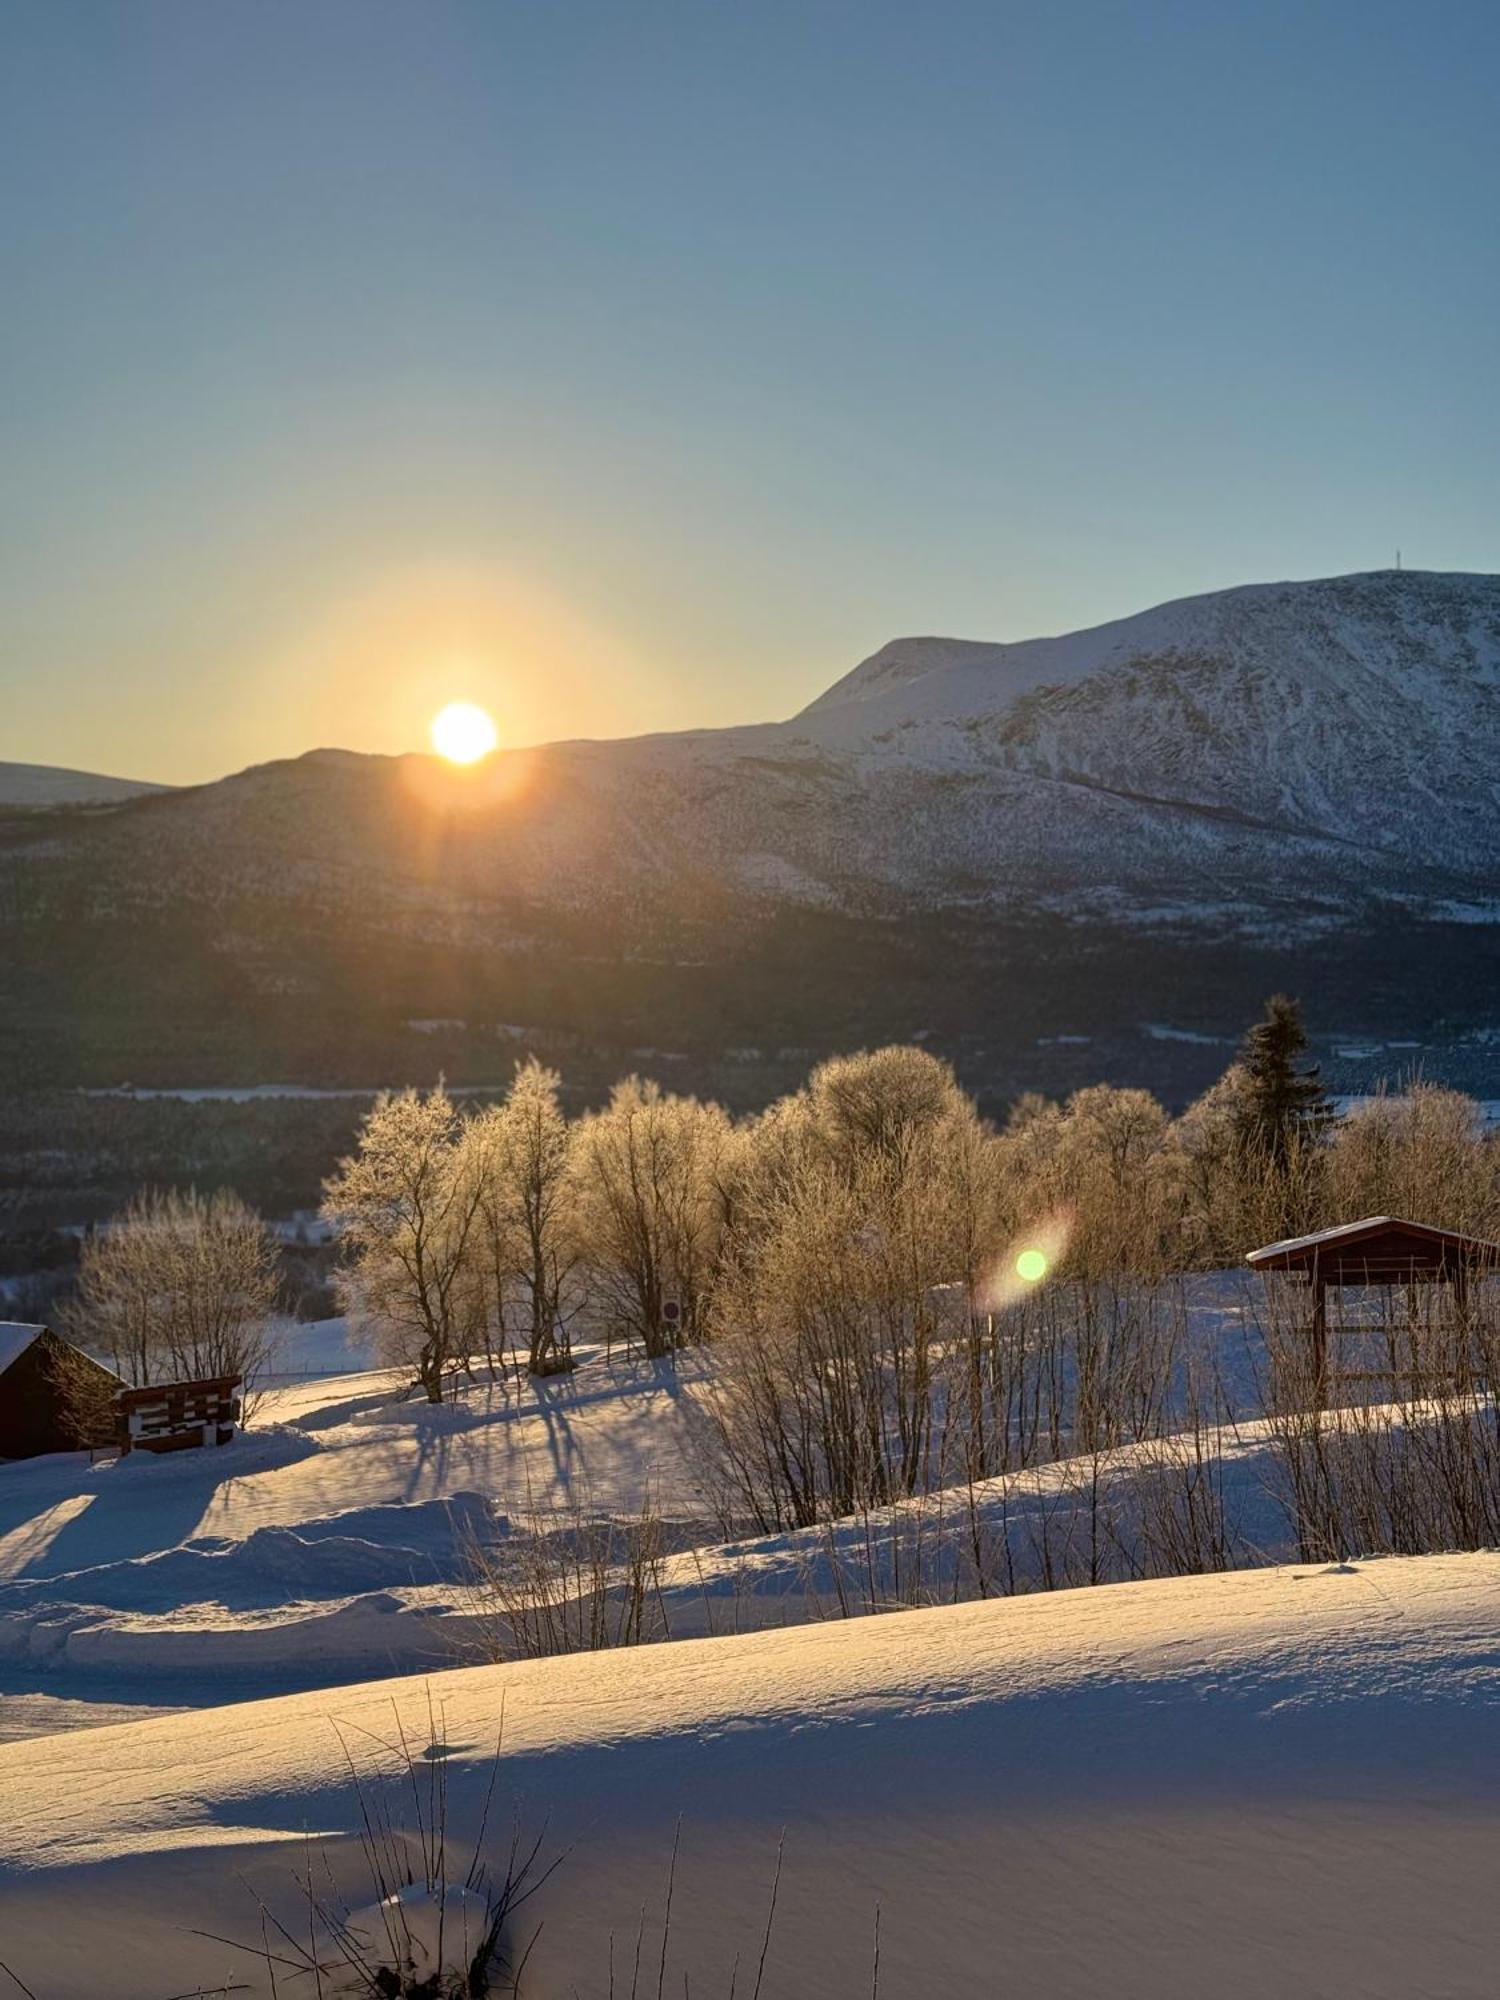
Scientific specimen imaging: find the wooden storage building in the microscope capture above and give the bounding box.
[1246,1215,1500,1403]
[0,1323,122,1459]
[115,1374,242,1454]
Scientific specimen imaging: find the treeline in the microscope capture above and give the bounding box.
[57,998,1500,1573]
[311,1000,1500,1534]
[61,1000,1500,1528]
[0,1090,372,1229]
[321,996,1500,1394]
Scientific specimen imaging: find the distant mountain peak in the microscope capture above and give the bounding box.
[0,761,169,808]
[10,567,1500,1098]
[798,636,1004,717]
[792,569,1500,751]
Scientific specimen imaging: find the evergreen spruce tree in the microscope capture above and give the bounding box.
[1235,994,1332,1170]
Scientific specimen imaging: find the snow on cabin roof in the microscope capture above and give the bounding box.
[1247,1215,1500,1267]
[0,1323,47,1376]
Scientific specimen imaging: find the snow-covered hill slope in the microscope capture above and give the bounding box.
[0,761,167,807]
[790,569,1500,874]
[2,1551,1500,1998]
[0,1283,1264,1711]
[0,1344,724,1713]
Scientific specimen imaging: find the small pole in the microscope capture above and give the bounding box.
[1311,1275,1329,1410]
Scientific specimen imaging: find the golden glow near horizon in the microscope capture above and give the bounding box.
[430,701,499,764]
[1015,1247,1049,1284]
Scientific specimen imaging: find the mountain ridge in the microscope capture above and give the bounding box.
[0,762,170,808]
[7,568,1500,1096]
[797,567,1493,720]
[17,568,1500,922]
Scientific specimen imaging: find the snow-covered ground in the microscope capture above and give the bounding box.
[0,1278,1277,1730]
[3,1270,1497,1994]
[3,1552,1500,1997]
[0,1337,726,1724]
[0,1279,1269,1722]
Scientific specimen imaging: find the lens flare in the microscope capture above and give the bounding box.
[430,701,498,764]
[974,1212,1073,1313]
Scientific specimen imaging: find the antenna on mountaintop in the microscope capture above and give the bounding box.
[1396,549,1402,571]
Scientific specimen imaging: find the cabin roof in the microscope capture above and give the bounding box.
[1247,1215,1500,1273]
[0,1323,47,1377]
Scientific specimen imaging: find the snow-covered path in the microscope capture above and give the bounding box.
[1,1551,1498,1997]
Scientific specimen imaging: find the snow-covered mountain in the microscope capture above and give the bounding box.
[15,570,1500,918]
[783,568,1500,888]
[7,569,1500,1093]
[421,565,1498,924]
[0,761,167,808]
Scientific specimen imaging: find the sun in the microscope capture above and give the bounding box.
[430,701,498,765]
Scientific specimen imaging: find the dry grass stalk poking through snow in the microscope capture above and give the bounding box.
[462,1485,675,1661]
[59,1729,873,2000]
[184,1696,559,1999]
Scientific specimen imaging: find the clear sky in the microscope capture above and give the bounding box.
[4,0,1498,784]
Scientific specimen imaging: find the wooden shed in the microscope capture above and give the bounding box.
[1247,1215,1500,1288]
[0,1323,122,1459]
[1246,1216,1500,1403]
[115,1374,242,1454]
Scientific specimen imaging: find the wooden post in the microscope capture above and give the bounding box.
[1453,1260,1472,1390]
[1311,1275,1328,1410]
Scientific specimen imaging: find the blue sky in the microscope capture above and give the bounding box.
[3,0,1497,782]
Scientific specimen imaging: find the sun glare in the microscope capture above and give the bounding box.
[1015,1248,1049,1284]
[430,701,498,764]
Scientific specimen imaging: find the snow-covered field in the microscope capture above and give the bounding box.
[0,1338,723,1725]
[0,1282,1271,1731]
[3,1273,1499,1993]
[3,1553,1500,1997]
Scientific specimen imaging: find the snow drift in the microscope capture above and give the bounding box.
[1,1551,1499,1997]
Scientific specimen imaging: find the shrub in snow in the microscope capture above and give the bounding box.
[65,1186,281,1394]
[336,1882,503,1997]
[200,1700,556,1999]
